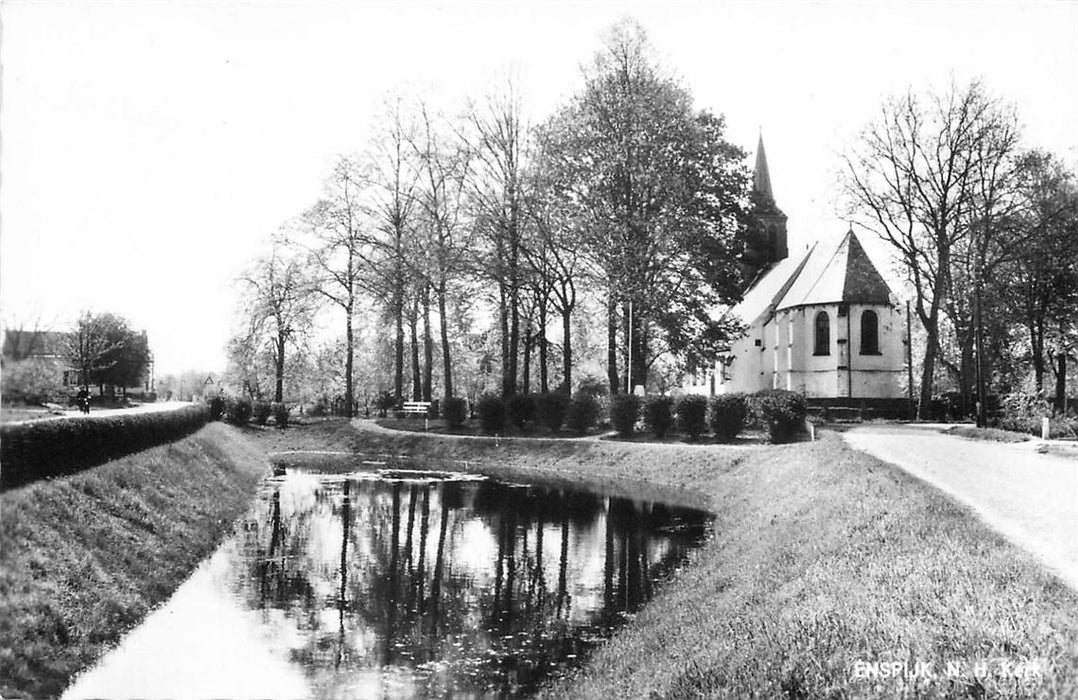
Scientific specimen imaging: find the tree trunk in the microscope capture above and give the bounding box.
[274,335,286,402]
[1054,346,1068,415]
[422,286,433,402]
[521,325,532,394]
[1029,317,1046,394]
[410,302,421,402]
[394,276,405,405]
[344,300,355,418]
[607,294,619,393]
[499,282,512,397]
[561,308,572,394]
[539,300,549,394]
[437,282,453,399]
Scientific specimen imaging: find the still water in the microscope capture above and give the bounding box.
[64,456,711,699]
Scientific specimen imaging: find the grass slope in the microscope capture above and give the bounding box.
[260,419,1078,698]
[0,423,267,699]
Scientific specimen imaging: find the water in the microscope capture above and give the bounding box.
[64,455,711,699]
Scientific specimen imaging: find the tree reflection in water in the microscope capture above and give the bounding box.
[242,463,710,698]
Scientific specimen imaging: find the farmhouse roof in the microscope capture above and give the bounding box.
[2,330,68,360]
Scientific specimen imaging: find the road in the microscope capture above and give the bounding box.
[3,401,195,425]
[844,424,1078,590]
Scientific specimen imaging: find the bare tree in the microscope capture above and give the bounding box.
[239,239,318,402]
[841,80,1006,418]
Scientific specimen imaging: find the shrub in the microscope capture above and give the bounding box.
[576,376,609,398]
[309,398,329,417]
[676,395,709,440]
[710,393,749,442]
[536,392,570,433]
[252,401,272,426]
[565,393,600,435]
[995,392,1078,438]
[207,395,226,421]
[476,394,506,434]
[0,404,211,490]
[272,402,290,429]
[224,397,252,426]
[643,395,674,438]
[444,396,468,429]
[506,393,537,432]
[610,393,641,438]
[756,389,807,443]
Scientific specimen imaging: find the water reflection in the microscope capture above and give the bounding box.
[67,459,711,699]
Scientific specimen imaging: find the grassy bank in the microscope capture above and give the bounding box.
[0,423,267,699]
[258,419,1078,698]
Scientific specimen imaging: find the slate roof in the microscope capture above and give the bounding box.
[726,229,894,326]
[2,330,68,360]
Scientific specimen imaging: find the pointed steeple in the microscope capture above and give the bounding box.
[753,132,775,203]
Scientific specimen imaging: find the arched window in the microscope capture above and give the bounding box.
[860,310,880,355]
[814,311,830,355]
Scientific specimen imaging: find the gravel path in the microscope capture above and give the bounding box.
[844,424,1078,590]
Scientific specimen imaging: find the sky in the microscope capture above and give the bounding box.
[2,0,1076,376]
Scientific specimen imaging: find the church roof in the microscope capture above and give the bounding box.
[753,134,775,201]
[725,228,894,326]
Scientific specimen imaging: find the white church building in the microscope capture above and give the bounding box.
[687,138,906,399]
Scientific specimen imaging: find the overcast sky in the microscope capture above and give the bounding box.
[2,0,1076,376]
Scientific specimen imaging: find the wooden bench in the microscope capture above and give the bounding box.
[401,401,432,430]
[402,401,432,416]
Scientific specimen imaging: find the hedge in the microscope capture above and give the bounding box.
[566,393,601,435]
[0,404,211,491]
[443,397,468,429]
[536,392,570,433]
[676,395,709,440]
[756,389,808,443]
[643,395,674,438]
[476,394,506,434]
[506,393,537,432]
[710,393,749,442]
[610,394,641,438]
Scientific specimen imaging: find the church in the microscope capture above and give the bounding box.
[686,137,906,399]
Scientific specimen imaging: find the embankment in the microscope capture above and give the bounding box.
[0,422,268,699]
[259,419,1078,698]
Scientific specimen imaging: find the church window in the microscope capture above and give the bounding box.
[814,311,830,356]
[860,310,881,355]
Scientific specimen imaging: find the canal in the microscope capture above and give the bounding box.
[64,454,712,699]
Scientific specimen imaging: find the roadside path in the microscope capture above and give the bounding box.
[843,424,1078,590]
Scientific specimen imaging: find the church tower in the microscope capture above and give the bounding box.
[751,134,789,265]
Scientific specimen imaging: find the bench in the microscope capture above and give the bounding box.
[401,401,432,430]
[402,401,432,416]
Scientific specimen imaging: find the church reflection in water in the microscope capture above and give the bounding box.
[241,462,711,697]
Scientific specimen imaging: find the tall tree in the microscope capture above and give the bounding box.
[239,240,318,402]
[300,158,370,417]
[841,80,1009,418]
[467,78,530,396]
[538,20,747,391]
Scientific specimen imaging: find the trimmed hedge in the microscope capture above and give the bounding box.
[710,393,749,442]
[443,397,468,429]
[224,397,253,426]
[676,395,709,440]
[756,389,808,443]
[476,394,506,434]
[566,393,601,435]
[610,394,641,438]
[252,401,273,426]
[272,402,290,429]
[643,395,674,439]
[0,404,211,490]
[536,392,570,433]
[506,393,537,432]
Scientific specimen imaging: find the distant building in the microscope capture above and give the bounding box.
[1,329,82,386]
[686,137,905,399]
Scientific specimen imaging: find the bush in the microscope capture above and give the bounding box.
[710,393,749,442]
[443,397,468,429]
[224,397,253,426]
[476,394,506,434]
[207,395,226,421]
[272,402,290,429]
[576,376,609,398]
[756,389,807,443]
[565,393,601,435]
[0,404,211,490]
[995,392,1078,439]
[643,395,674,438]
[676,395,709,440]
[252,401,272,426]
[536,392,570,433]
[309,397,329,417]
[506,393,537,432]
[610,393,641,438]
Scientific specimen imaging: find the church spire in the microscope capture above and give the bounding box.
[753,132,775,202]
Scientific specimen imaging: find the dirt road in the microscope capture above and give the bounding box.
[844,424,1078,590]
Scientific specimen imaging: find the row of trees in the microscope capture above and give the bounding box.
[842,80,1078,421]
[226,21,753,414]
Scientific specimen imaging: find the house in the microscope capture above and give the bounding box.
[1,329,82,386]
[686,137,906,399]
